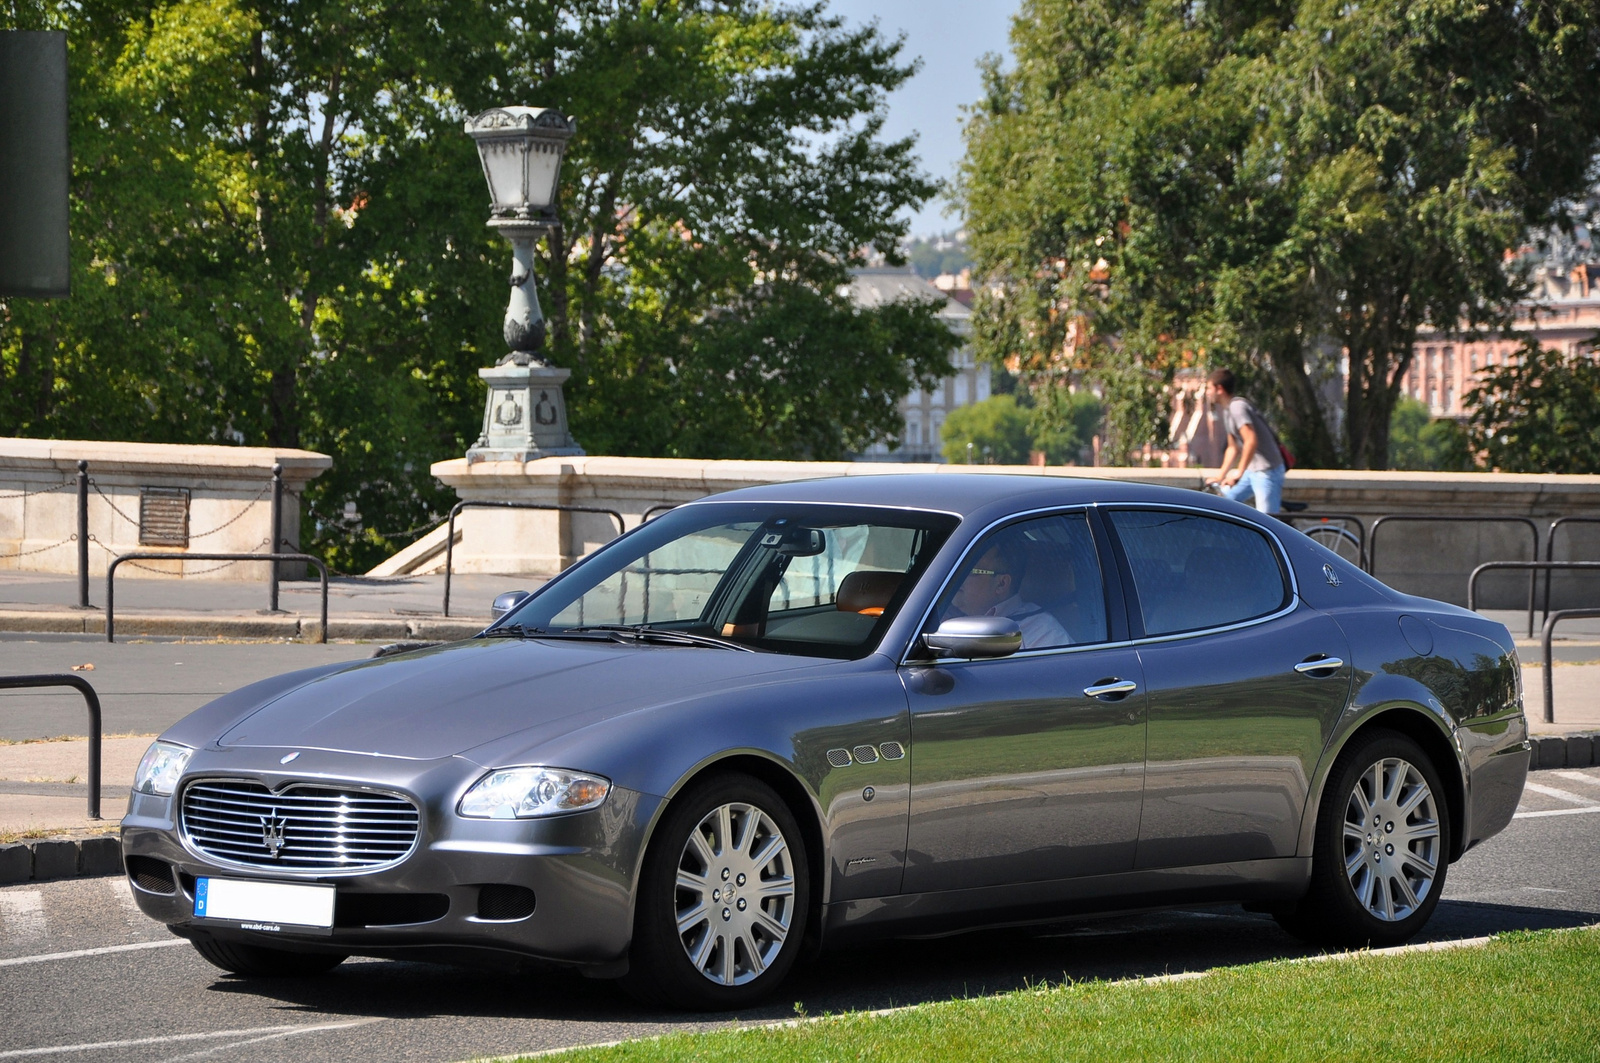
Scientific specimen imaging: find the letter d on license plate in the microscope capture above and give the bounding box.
[195,877,335,935]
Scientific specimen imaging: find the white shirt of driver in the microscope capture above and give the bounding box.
[984,594,1070,650]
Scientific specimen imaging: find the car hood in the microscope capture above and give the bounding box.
[215,638,822,759]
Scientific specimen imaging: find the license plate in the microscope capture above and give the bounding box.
[194,877,335,935]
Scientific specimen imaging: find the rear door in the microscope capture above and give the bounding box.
[1103,507,1353,869]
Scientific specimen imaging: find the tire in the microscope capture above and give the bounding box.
[1276,731,1450,948]
[622,773,809,1010]
[190,935,348,977]
[1303,523,1363,567]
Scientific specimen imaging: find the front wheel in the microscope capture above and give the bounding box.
[1277,731,1450,948]
[622,774,809,1010]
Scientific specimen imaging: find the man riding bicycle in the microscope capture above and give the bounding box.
[1204,368,1287,515]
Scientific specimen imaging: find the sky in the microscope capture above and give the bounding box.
[823,0,1021,237]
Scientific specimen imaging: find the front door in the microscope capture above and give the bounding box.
[901,510,1147,893]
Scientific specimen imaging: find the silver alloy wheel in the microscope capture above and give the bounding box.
[674,801,796,986]
[1341,756,1441,921]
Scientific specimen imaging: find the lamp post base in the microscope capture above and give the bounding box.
[467,361,585,463]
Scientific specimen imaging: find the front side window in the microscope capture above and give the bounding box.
[504,503,958,660]
[1108,510,1289,636]
[931,512,1109,651]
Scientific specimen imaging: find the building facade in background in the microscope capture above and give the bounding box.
[851,267,988,462]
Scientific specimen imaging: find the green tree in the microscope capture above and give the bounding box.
[1028,385,1103,465]
[961,0,1600,469]
[1,0,951,571]
[941,395,1032,464]
[1387,397,1473,471]
[1465,343,1600,474]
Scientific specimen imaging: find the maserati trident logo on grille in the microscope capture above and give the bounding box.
[260,810,287,858]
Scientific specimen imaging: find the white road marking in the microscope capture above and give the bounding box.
[1521,781,1598,806]
[156,1018,386,1063]
[0,891,46,943]
[1515,805,1600,819]
[1552,770,1600,788]
[106,877,147,931]
[0,1020,380,1060]
[0,938,187,967]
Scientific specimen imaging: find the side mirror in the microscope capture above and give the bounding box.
[922,616,1023,659]
[491,590,532,622]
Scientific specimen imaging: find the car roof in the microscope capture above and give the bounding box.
[686,473,1220,520]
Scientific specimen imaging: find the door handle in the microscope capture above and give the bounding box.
[1294,655,1345,677]
[1083,678,1139,699]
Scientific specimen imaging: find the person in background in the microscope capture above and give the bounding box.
[1205,368,1287,514]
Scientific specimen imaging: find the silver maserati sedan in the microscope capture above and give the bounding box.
[121,475,1530,1009]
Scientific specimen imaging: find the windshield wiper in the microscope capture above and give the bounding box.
[481,624,610,641]
[568,624,755,652]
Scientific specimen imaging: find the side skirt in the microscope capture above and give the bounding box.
[823,857,1311,946]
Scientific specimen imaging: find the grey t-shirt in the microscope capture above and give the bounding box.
[1223,396,1284,472]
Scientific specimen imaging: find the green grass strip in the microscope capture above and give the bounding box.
[513,927,1600,1063]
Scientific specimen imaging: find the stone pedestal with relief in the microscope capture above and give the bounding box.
[468,362,583,463]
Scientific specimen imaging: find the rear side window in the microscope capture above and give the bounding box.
[1108,510,1289,636]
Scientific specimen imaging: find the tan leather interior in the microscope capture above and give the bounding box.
[836,570,903,615]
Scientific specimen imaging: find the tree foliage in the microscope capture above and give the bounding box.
[940,395,1032,465]
[961,0,1600,469]
[0,0,952,570]
[1387,398,1473,472]
[1466,343,1600,474]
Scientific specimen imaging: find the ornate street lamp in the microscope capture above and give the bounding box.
[464,106,583,461]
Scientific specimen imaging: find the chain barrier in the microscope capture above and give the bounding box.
[88,480,140,527]
[0,533,76,560]
[189,479,273,540]
[0,479,74,500]
[91,535,273,575]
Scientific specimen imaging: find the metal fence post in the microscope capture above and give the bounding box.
[268,463,283,612]
[76,460,89,608]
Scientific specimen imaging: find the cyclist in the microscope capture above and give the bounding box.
[1205,368,1287,515]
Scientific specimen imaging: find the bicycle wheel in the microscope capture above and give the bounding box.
[1304,523,1363,567]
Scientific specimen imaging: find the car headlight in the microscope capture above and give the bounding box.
[458,767,611,819]
[133,741,193,796]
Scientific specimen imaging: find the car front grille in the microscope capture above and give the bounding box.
[180,779,420,873]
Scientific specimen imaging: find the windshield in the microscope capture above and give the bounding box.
[501,502,959,659]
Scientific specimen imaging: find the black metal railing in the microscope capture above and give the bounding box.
[107,552,328,643]
[1539,608,1600,725]
[0,675,102,819]
[640,503,680,523]
[1372,515,1543,635]
[441,501,626,617]
[1542,516,1600,621]
[1280,512,1368,568]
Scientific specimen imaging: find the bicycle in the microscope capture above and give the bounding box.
[1202,480,1364,568]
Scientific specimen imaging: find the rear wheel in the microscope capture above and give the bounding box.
[622,774,809,1010]
[1303,523,1363,567]
[189,936,348,977]
[1277,731,1450,948]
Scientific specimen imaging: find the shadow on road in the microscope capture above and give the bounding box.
[197,900,1598,1026]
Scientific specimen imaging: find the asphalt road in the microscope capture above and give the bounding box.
[2,770,1597,1063]
[0,637,374,740]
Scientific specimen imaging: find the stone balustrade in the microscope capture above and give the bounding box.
[382,457,1600,611]
[0,438,330,580]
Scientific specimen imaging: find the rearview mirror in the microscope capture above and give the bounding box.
[760,527,826,556]
[922,616,1023,659]
[491,590,532,622]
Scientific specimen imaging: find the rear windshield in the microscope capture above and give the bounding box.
[504,503,959,659]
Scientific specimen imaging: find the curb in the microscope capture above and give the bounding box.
[0,611,487,642]
[0,835,121,886]
[1530,732,1600,771]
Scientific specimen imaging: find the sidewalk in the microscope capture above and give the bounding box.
[0,569,546,641]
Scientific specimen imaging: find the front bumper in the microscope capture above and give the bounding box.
[120,748,662,971]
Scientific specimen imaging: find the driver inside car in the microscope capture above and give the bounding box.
[946,536,1070,650]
